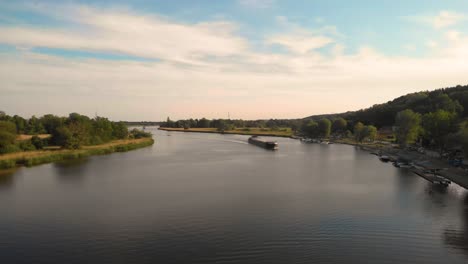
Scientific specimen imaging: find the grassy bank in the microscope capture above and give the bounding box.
[159,127,293,137]
[0,137,154,170]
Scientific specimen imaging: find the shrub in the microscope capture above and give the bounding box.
[130,129,152,139]
[18,140,36,151]
[31,136,44,149]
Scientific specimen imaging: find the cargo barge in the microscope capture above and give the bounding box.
[248,136,278,150]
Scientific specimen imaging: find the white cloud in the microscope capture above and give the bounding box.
[267,33,334,54]
[1,4,468,120]
[405,10,466,29]
[426,40,438,48]
[403,44,416,51]
[433,11,465,29]
[0,5,248,64]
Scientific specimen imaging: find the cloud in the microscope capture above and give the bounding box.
[433,11,465,29]
[405,10,466,29]
[269,16,341,54]
[0,4,248,64]
[1,3,468,120]
[267,33,334,54]
[238,0,274,9]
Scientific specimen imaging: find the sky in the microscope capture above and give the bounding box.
[1,0,468,121]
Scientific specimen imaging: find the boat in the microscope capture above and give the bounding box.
[393,161,412,168]
[379,155,390,162]
[434,176,451,187]
[248,136,278,150]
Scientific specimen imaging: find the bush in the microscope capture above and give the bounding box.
[0,159,16,169]
[31,135,44,149]
[130,129,152,139]
[18,140,36,151]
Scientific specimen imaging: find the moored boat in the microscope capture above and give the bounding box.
[379,155,390,162]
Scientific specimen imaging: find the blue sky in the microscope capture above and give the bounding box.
[1,0,468,120]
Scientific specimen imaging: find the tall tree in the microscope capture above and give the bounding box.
[332,118,347,135]
[459,122,468,159]
[303,120,319,138]
[353,122,365,142]
[422,110,457,152]
[395,109,421,147]
[318,118,331,138]
[0,121,18,153]
[363,125,378,142]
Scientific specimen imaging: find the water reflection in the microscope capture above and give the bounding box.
[0,168,16,189]
[396,168,418,190]
[444,193,468,256]
[53,158,89,182]
[0,130,467,264]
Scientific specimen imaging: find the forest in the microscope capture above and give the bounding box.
[0,112,151,154]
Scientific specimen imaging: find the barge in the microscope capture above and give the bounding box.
[248,136,278,150]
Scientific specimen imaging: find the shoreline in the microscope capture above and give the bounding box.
[345,142,468,189]
[158,127,293,138]
[0,137,154,170]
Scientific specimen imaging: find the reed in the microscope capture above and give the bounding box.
[0,138,154,170]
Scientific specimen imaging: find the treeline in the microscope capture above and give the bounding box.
[162,117,301,132]
[394,108,467,154]
[302,85,468,157]
[300,117,377,142]
[0,112,151,154]
[123,121,163,126]
[306,85,468,128]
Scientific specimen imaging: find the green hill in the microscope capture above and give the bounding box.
[305,85,468,128]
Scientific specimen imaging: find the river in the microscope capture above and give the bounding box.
[0,127,467,264]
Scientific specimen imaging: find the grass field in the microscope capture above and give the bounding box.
[0,137,154,170]
[16,134,51,141]
[159,127,293,137]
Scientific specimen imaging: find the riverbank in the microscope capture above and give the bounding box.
[0,137,154,170]
[159,127,293,137]
[340,141,468,189]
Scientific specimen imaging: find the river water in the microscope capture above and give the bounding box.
[1,127,467,264]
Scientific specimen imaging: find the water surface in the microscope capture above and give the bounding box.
[1,128,467,263]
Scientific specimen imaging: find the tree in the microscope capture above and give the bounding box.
[422,110,457,152]
[0,121,18,154]
[26,115,45,134]
[13,115,27,134]
[302,120,319,138]
[332,118,347,135]
[216,119,228,132]
[165,117,175,128]
[31,135,44,150]
[459,122,468,159]
[92,117,113,144]
[363,125,377,142]
[40,114,63,135]
[198,118,210,128]
[395,109,421,147]
[112,122,128,139]
[318,118,331,138]
[430,93,463,114]
[353,122,365,142]
[0,120,17,134]
[53,126,73,149]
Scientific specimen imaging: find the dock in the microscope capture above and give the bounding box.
[410,167,451,186]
